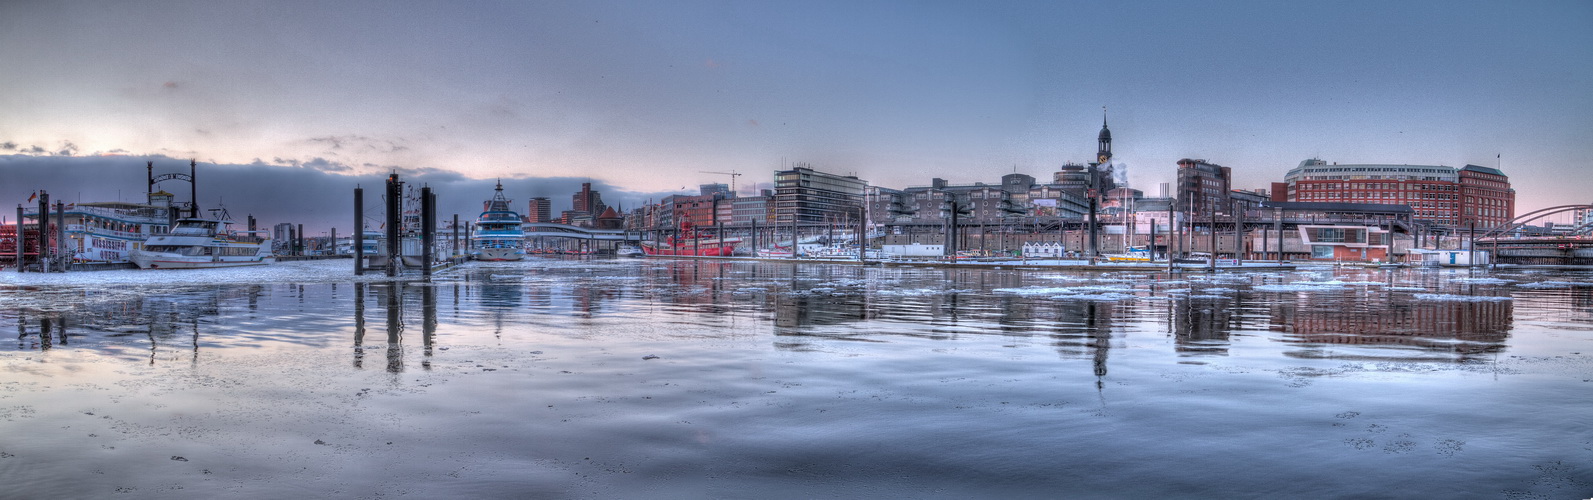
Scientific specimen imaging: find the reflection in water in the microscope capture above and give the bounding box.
[1266,292,1512,361]
[353,282,367,369]
[1172,295,1237,357]
[350,282,441,373]
[3,261,1572,372]
[385,283,403,373]
[421,284,436,370]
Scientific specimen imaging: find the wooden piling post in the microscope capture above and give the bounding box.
[15,204,25,272]
[421,186,434,278]
[1274,207,1284,263]
[1209,209,1217,271]
[55,201,66,271]
[1233,200,1243,266]
[385,174,400,277]
[354,187,365,275]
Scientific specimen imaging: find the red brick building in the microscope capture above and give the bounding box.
[1275,159,1514,230]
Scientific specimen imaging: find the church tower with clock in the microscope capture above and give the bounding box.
[1095,109,1112,166]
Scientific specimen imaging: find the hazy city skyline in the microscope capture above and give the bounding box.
[3,0,1589,231]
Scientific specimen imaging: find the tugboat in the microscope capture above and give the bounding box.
[640,221,740,256]
[128,209,273,269]
[470,181,526,261]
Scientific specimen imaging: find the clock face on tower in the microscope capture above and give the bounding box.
[1098,154,1109,164]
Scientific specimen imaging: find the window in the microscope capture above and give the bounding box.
[1315,228,1345,242]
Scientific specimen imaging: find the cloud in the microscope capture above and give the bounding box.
[0,142,15,150]
[306,135,409,155]
[302,157,353,173]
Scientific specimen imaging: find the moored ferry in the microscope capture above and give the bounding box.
[128,216,273,269]
[20,198,174,266]
[470,181,526,261]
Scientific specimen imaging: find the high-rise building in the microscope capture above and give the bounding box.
[772,165,867,224]
[527,197,552,223]
[1278,159,1515,228]
[572,183,605,215]
[1176,158,1233,215]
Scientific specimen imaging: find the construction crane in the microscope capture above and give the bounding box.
[698,170,741,195]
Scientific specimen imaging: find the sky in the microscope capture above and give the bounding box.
[2,0,1590,233]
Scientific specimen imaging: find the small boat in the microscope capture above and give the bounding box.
[641,223,740,257]
[470,181,526,261]
[1172,252,1213,265]
[616,246,644,257]
[129,216,273,269]
[1104,246,1153,262]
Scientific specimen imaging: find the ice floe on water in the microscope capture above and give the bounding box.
[0,259,415,287]
[1253,283,1345,292]
[1413,293,1512,302]
[1451,277,1512,285]
[992,286,1075,296]
[1048,291,1137,301]
[1514,280,1593,289]
[993,285,1136,296]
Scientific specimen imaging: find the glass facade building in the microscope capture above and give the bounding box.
[773,166,867,224]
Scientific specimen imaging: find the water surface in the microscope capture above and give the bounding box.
[2,259,1590,498]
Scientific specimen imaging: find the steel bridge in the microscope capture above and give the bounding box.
[1475,204,1593,266]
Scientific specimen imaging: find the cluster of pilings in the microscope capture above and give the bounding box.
[354,173,459,279]
[12,190,71,272]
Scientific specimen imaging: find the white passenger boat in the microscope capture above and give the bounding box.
[128,216,273,269]
[470,181,526,261]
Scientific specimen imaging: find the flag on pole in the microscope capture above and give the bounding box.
[27,191,37,203]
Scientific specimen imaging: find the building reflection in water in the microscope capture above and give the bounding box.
[1169,294,1241,357]
[1265,292,1512,362]
[1042,300,1116,389]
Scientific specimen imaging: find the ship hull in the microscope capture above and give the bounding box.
[640,241,738,257]
[474,248,525,261]
[129,251,274,269]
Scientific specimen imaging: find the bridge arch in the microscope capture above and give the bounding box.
[1479,204,1592,239]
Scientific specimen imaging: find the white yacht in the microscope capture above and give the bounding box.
[129,216,273,269]
[470,182,526,261]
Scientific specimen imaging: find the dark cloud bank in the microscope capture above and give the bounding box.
[1,154,673,233]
